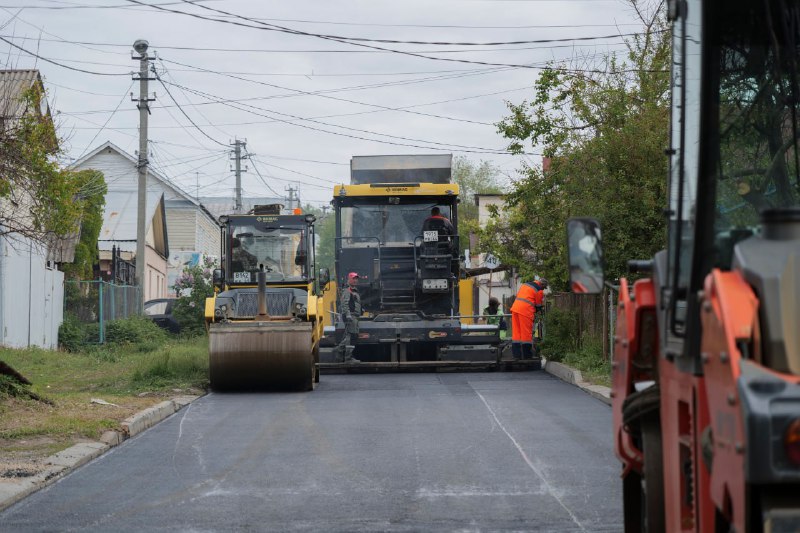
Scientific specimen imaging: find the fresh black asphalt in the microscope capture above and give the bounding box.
[1,371,622,532]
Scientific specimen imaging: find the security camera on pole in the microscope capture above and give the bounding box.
[131,39,155,307]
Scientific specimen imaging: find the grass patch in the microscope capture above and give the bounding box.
[0,334,208,469]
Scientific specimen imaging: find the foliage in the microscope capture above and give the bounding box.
[539,306,580,361]
[131,340,209,389]
[452,156,504,222]
[58,314,167,352]
[302,203,335,274]
[58,314,86,353]
[172,256,217,334]
[0,83,103,248]
[488,1,671,288]
[60,170,106,280]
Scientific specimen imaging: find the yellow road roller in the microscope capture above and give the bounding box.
[205,207,330,391]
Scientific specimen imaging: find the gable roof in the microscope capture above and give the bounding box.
[98,190,168,258]
[0,70,46,121]
[71,141,218,224]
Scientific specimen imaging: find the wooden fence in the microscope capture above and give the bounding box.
[547,287,618,360]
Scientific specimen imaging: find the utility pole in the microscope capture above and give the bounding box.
[230,139,247,213]
[132,39,155,306]
[286,185,298,211]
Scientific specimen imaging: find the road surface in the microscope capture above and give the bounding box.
[1,371,621,532]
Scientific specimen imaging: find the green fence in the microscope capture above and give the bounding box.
[64,280,141,343]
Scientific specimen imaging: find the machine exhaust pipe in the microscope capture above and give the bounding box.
[256,268,269,320]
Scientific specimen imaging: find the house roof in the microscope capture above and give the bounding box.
[98,190,168,257]
[0,70,46,121]
[71,141,218,225]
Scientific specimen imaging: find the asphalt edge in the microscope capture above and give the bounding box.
[543,359,612,406]
[0,394,202,513]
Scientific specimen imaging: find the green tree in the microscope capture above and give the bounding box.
[0,84,94,246]
[491,1,670,287]
[60,170,107,280]
[451,156,504,254]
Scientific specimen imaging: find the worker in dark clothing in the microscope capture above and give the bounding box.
[421,206,455,236]
[482,296,507,340]
[510,278,548,360]
[337,272,362,364]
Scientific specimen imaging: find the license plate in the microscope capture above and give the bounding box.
[423,230,439,242]
[233,271,251,283]
[422,278,448,290]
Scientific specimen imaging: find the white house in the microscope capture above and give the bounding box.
[71,142,221,296]
[0,69,64,349]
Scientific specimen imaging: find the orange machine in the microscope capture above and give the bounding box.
[566,1,800,531]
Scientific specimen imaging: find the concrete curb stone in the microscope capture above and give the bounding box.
[543,359,612,406]
[0,394,202,513]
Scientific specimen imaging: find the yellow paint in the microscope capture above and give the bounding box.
[333,183,460,197]
[459,278,475,324]
[204,294,216,322]
[321,280,338,327]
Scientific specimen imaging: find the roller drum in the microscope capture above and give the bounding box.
[209,321,314,391]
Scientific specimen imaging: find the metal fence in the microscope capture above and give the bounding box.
[64,280,141,343]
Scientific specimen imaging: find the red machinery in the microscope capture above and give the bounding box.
[567,1,800,530]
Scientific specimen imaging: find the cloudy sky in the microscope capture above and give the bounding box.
[1,0,642,207]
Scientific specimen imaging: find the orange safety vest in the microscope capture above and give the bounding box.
[510,282,544,318]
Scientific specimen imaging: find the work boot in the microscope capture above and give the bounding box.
[343,345,360,364]
[511,343,522,360]
[522,344,534,360]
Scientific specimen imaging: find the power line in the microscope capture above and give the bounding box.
[165,79,519,154]
[125,1,665,72]
[151,66,228,147]
[0,35,131,75]
[161,58,494,126]
[75,79,134,159]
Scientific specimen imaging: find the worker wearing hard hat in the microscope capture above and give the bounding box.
[337,272,362,364]
[510,278,548,359]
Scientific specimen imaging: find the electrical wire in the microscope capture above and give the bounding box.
[0,35,130,75]
[75,79,134,159]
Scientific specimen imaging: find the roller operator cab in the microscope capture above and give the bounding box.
[328,154,501,364]
[567,1,800,531]
[205,210,329,391]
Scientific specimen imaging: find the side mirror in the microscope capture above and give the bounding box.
[318,267,330,287]
[213,268,225,290]
[566,218,604,294]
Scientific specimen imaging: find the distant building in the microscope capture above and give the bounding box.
[471,193,517,316]
[71,142,221,296]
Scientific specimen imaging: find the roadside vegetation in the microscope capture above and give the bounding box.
[0,316,208,472]
[540,307,611,387]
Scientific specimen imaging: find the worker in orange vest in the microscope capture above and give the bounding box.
[510,278,548,359]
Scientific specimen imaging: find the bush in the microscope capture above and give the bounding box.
[172,257,217,335]
[104,316,167,345]
[58,315,167,353]
[540,307,580,361]
[58,313,86,352]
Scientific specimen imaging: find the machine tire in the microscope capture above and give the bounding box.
[640,415,665,533]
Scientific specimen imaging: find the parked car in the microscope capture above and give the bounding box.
[144,298,181,334]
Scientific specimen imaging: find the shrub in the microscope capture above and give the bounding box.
[172,257,217,335]
[104,315,167,345]
[58,313,86,352]
[540,307,580,361]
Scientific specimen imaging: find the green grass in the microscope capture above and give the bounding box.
[0,334,209,464]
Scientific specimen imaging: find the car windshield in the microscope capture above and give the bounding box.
[340,203,452,246]
[229,225,307,283]
[713,0,800,266]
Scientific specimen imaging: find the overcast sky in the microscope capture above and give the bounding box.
[1,0,642,207]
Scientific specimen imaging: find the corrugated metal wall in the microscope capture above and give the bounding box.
[0,238,64,349]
